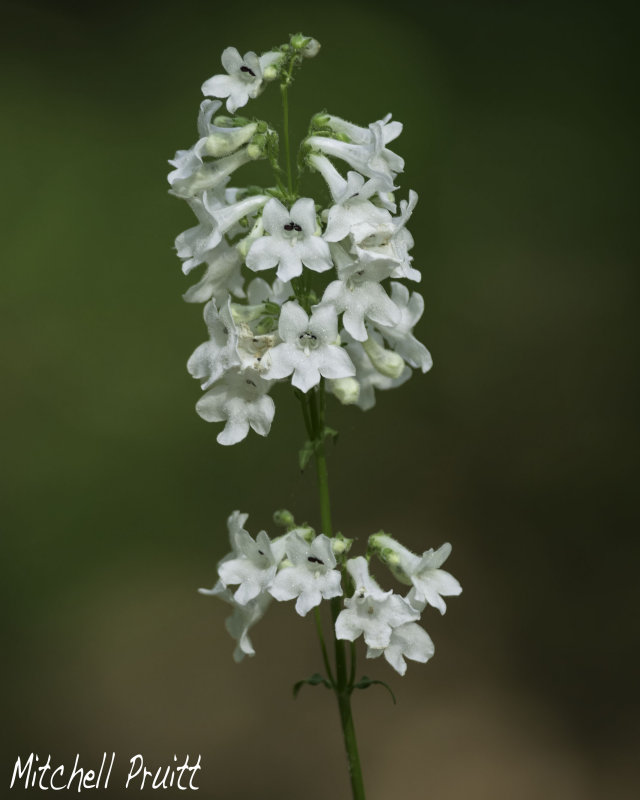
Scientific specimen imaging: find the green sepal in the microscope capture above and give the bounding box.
[352,676,397,704]
[293,673,332,698]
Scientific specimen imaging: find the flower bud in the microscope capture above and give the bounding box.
[254,316,277,335]
[230,302,266,323]
[331,536,353,556]
[262,64,279,82]
[302,38,321,58]
[290,524,315,542]
[362,336,405,379]
[273,509,295,528]
[203,123,257,158]
[247,135,268,160]
[330,377,360,405]
[237,218,264,258]
[368,532,413,585]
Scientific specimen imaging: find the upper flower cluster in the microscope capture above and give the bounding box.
[169,34,432,443]
[200,512,461,674]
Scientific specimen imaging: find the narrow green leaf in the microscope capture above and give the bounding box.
[353,676,396,704]
[293,673,331,699]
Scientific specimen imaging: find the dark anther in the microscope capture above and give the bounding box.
[258,550,264,555]
[284,221,295,231]
[240,65,256,77]
[246,379,256,387]
[293,223,303,232]
[308,556,324,565]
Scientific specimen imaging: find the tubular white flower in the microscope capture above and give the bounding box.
[187,299,240,390]
[269,533,343,616]
[366,621,434,675]
[341,334,411,411]
[362,331,405,379]
[175,190,228,276]
[321,270,401,342]
[325,113,403,148]
[170,146,256,199]
[195,368,275,446]
[375,282,433,372]
[246,276,293,306]
[182,243,245,305]
[167,99,222,190]
[265,301,355,393]
[203,121,258,158]
[246,197,333,283]
[328,376,360,405]
[307,114,404,191]
[349,190,420,282]
[201,47,281,114]
[199,581,271,662]
[217,523,284,605]
[369,534,462,615]
[335,557,419,649]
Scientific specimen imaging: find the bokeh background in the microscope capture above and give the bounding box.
[2,0,638,797]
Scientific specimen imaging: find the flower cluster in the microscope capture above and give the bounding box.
[199,511,461,675]
[168,34,432,444]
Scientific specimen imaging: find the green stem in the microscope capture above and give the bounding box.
[297,384,366,800]
[280,84,292,195]
[314,606,335,686]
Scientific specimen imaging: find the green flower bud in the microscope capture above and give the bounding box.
[273,509,295,527]
[247,135,268,160]
[331,536,353,556]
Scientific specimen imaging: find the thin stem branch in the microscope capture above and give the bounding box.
[280,82,293,196]
[314,606,335,685]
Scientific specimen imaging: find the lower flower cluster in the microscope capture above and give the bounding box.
[200,510,461,676]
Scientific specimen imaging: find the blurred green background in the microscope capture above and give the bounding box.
[2,0,638,797]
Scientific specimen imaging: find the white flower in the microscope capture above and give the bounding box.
[367,621,434,675]
[202,121,259,158]
[269,533,342,616]
[308,154,391,242]
[340,334,411,411]
[349,191,420,283]
[216,512,286,605]
[265,301,355,392]
[187,299,240,390]
[375,282,432,372]
[177,187,267,280]
[335,557,418,649]
[307,114,404,190]
[361,330,405,379]
[199,581,271,662]
[170,147,256,199]
[195,368,275,445]
[182,242,245,304]
[167,99,222,191]
[246,197,333,283]
[321,268,400,342]
[201,47,281,114]
[246,276,292,306]
[369,534,462,615]
[175,189,231,275]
